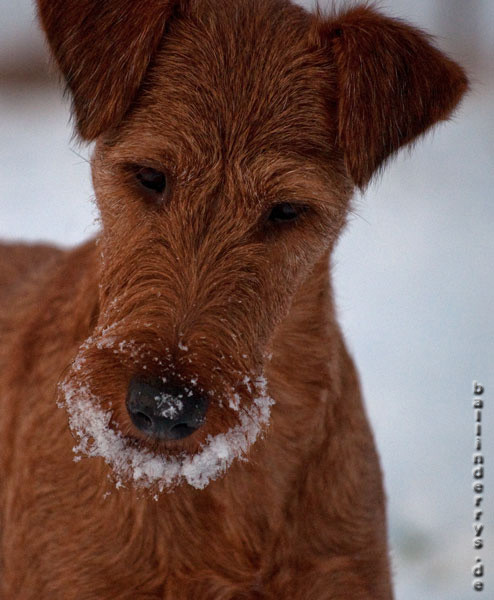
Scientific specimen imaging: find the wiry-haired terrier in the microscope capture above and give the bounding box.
[0,0,467,597]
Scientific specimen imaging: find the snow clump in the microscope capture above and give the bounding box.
[59,373,274,491]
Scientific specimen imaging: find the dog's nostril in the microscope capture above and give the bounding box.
[170,423,198,440]
[126,377,208,441]
[133,411,153,430]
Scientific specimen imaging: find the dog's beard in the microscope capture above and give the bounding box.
[58,335,274,492]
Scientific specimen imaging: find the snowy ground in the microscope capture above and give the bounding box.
[2,3,494,598]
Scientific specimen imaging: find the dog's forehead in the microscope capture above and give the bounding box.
[121,0,337,164]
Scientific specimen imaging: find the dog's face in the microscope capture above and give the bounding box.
[40,0,466,490]
[92,0,349,379]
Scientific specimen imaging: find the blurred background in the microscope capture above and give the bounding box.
[1,1,493,598]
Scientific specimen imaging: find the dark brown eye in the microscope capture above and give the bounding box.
[136,167,167,194]
[268,203,304,223]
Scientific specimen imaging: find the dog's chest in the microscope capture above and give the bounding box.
[123,471,293,598]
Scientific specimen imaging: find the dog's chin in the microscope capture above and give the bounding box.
[59,369,274,493]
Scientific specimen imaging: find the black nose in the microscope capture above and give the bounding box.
[126,378,208,441]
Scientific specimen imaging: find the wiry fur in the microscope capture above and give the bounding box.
[0,0,466,597]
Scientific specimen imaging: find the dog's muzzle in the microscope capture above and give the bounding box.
[126,377,208,441]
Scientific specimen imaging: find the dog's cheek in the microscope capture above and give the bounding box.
[258,234,328,337]
[91,164,134,233]
[60,342,129,413]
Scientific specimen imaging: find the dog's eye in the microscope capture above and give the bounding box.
[268,203,304,223]
[135,167,167,194]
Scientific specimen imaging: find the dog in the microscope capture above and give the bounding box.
[0,0,467,598]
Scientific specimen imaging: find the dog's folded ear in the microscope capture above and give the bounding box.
[37,0,180,140]
[316,6,468,188]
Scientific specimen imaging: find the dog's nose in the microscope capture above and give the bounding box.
[126,378,208,440]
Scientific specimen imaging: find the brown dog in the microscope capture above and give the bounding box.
[0,1,467,598]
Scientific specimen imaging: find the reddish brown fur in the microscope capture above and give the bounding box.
[0,0,467,598]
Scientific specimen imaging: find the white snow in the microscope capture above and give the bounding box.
[156,393,184,419]
[59,353,274,491]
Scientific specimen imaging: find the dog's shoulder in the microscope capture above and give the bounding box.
[0,239,97,336]
[0,242,61,305]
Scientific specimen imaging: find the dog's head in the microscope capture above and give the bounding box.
[39,0,466,490]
